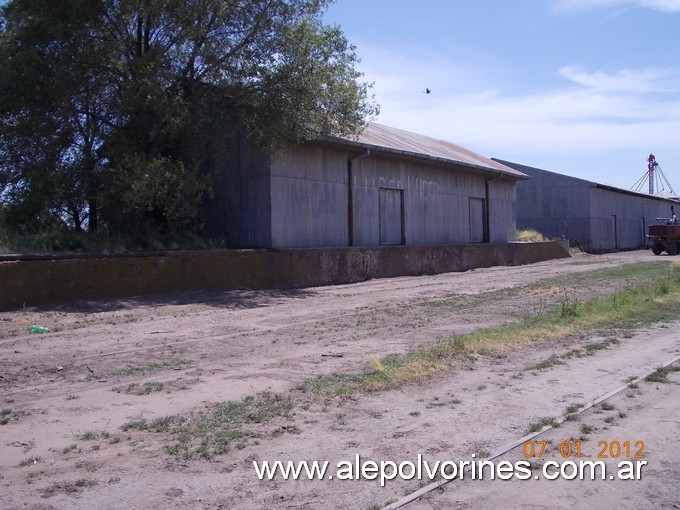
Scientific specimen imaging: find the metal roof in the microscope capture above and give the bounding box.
[328,122,527,179]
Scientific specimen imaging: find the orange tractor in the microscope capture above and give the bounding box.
[649,206,680,255]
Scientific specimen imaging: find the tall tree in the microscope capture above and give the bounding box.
[0,0,378,235]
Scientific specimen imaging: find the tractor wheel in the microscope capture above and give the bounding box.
[652,243,664,255]
[667,242,678,256]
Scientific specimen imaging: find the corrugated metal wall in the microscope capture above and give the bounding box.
[488,179,518,243]
[514,168,592,244]
[269,144,519,248]
[270,144,349,247]
[589,187,673,252]
[505,160,677,252]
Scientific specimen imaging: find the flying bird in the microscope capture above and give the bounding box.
[424,88,431,94]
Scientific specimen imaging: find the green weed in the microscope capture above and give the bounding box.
[524,355,565,372]
[527,417,558,434]
[111,359,191,377]
[645,364,680,383]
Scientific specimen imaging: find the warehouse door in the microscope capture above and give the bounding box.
[469,198,486,243]
[379,188,404,245]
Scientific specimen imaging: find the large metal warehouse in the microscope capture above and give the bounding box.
[209,123,527,248]
[494,159,678,253]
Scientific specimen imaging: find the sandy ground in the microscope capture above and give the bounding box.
[0,249,679,509]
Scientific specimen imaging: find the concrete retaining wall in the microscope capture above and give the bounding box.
[0,242,569,310]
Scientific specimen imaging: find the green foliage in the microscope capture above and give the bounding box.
[103,155,211,235]
[645,364,680,383]
[137,392,298,459]
[2,228,215,253]
[0,0,377,242]
[527,417,558,434]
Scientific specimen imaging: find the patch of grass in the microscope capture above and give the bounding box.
[147,416,179,433]
[409,411,420,417]
[121,416,181,433]
[65,395,79,401]
[580,424,594,435]
[527,417,558,434]
[600,402,616,411]
[75,461,100,473]
[562,348,584,359]
[295,338,470,398]
[111,359,191,377]
[560,290,579,318]
[114,381,164,395]
[18,456,41,467]
[121,419,148,432]
[141,392,297,459]
[78,430,110,441]
[532,261,674,291]
[564,403,584,421]
[565,403,585,414]
[645,364,680,383]
[584,340,616,353]
[62,444,77,454]
[524,355,565,372]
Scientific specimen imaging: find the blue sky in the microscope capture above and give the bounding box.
[324,0,680,192]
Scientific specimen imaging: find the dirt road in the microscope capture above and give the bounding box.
[0,249,678,509]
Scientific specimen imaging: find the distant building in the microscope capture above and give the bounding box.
[208,123,527,248]
[494,159,678,253]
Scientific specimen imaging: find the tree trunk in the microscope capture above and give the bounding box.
[88,198,98,233]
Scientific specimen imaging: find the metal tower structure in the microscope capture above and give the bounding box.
[630,154,676,196]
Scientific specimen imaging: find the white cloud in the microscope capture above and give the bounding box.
[559,66,680,93]
[382,87,680,153]
[552,0,680,13]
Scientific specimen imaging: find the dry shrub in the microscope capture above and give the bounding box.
[368,355,385,373]
[517,229,545,242]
